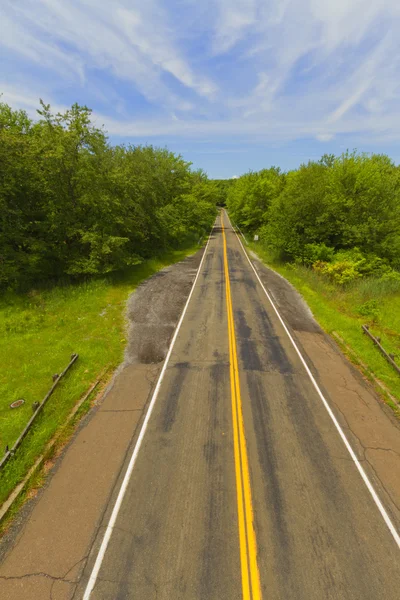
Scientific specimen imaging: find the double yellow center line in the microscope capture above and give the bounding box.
[221,216,262,600]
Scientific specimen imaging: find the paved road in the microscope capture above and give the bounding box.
[82,211,400,599]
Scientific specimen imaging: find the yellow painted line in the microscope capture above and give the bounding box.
[222,215,262,600]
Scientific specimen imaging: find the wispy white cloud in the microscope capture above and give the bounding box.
[316,134,335,142]
[0,0,216,110]
[115,5,216,98]
[1,0,400,146]
[212,0,258,54]
[0,10,85,83]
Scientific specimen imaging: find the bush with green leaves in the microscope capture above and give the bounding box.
[313,260,362,285]
[227,167,285,233]
[300,243,335,266]
[356,299,380,320]
[311,247,400,286]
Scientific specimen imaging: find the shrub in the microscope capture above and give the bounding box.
[381,270,400,282]
[302,243,335,265]
[356,299,380,321]
[313,260,361,285]
[334,249,393,278]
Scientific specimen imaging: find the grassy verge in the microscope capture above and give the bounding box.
[0,241,201,507]
[248,242,400,414]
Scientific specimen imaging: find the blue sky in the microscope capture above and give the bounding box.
[1,0,400,178]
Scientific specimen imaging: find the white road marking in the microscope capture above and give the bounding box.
[236,225,248,244]
[82,224,216,599]
[227,212,400,550]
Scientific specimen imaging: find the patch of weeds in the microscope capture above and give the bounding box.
[356,299,380,321]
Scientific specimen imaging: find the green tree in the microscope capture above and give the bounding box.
[0,99,216,289]
[227,168,284,232]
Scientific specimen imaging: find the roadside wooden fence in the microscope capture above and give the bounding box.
[0,353,79,470]
[362,325,400,376]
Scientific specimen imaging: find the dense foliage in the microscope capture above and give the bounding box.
[210,179,236,207]
[0,100,216,289]
[227,153,400,283]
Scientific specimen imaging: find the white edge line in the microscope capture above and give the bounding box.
[82,224,216,599]
[226,211,400,550]
[227,211,248,244]
[237,226,248,245]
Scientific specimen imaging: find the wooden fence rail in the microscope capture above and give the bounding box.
[362,326,400,376]
[0,353,79,471]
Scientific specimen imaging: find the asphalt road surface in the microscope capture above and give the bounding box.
[83,211,400,599]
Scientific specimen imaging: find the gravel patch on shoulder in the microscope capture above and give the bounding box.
[125,249,204,365]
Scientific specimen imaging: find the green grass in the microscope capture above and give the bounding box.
[0,242,201,506]
[249,242,400,413]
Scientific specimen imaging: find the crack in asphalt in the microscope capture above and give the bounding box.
[144,366,158,387]
[322,391,400,515]
[0,554,89,600]
[365,446,400,457]
[362,459,400,515]
[335,373,371,410]
[0,571,70,582]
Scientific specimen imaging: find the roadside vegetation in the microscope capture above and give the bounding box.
[211,178,235,206]
[227,153,400,408]
[0,98,216,508]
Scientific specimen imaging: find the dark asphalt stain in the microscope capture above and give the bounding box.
[198,280,210,299]
[284,375,345,505]
[218,253,224,319]
[235,308,263,371]
[228,265,257,289]
[283,374,372,598]
[241,274,257,289]
[138,338,169,364]
[235,308,252,338]
[256,305,293,373]
[246,372,293,589]
[161,362,190,433]
[182,328,195,356]
[203,440,218,466]
[226,239,293,374]
[200,361,229,599]
[231,248,242,261]
[226,247,257,289]
[234,306,293,374]
[199,249,214,297]
[203,362,223,464]
[115,517,162,600]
